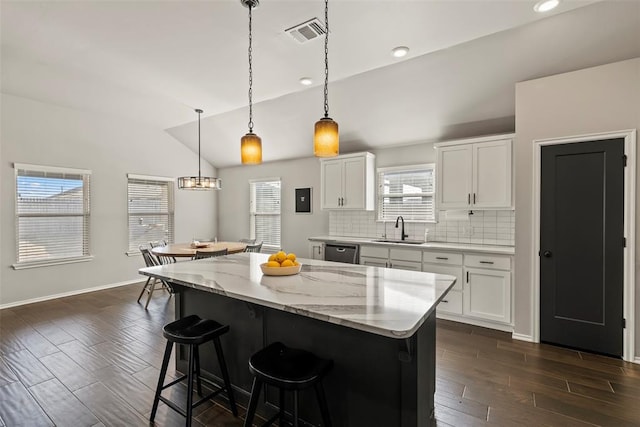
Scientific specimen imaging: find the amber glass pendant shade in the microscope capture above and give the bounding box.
[314,117,339,157]
[241,132,262,164]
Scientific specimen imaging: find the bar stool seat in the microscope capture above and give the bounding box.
[151,314,237,427]
[243,342,332,427]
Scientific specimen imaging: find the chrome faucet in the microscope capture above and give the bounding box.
[395,216,408,241]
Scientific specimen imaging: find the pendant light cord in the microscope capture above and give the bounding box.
[197,109,202,179]
[323,0,329,119]
[248,5,254,132]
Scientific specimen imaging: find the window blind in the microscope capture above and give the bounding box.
[127,176,174,253]
[250,179,281,250]
[15,164,91,265]
[378,165,435,222]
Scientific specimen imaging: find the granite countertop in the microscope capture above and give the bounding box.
[309,235,515,255]
[139,253,456,339]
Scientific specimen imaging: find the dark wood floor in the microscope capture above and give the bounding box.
[1,283,640,426]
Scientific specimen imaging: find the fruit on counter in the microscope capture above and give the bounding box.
[265,251,299,267]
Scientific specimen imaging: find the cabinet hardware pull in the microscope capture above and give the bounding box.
[473,193,476,204]
[479,261,494,264]
[466,271,469,282]
[336,248,346,253]
[442,300,449,303]
[468,193,471,205]
[435,257,449,260]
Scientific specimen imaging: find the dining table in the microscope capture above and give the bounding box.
[150,241,247,258]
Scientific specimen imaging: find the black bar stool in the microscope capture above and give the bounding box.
[243,342,333,427]
[151,314,238,426]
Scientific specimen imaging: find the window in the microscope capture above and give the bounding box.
[377,164,435,222]
[127,174,174,254]
[14,163,92,269]
[250,178,281,250]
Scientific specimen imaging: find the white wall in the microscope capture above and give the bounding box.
[0,94,218,306]
[514,58,640,355]
[217,157,329,257]
[216,141,450,255]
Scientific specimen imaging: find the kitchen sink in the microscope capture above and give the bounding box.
[373,239,424,245]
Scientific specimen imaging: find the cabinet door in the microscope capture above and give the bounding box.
[308,242,324,260]
[437,145,472,209]
[342,156,366,209]
[321,159,343,209]
[463,268,511,323]
[472,139,512,208]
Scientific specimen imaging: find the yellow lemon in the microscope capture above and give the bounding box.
[286,253,296,262]
[268,254,277,262]
[293,261,300,266]
[266,261,281,268]
[281,259,294,267]
[274,251,287,263]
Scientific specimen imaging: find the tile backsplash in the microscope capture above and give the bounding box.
[329,210,515,246]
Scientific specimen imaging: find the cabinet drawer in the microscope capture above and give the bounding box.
[389,260,421,271]
[437,290,462,315]
[422,251,463,265]
[360,256,387,268]
[360,245,389,258]
[465,254,511,270]
[389,248,422,262]
[423,264,463,291]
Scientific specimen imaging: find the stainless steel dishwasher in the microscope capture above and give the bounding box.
[324,243,360,264]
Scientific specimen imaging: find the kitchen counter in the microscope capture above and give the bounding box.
[309,235,515,255]
[140,253,455,426]
[140,252,456,339]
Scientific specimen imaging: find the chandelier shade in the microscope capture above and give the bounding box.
[241,132,262,164]
[314,117,339,157]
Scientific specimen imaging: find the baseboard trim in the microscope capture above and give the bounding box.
[634,357,640,365]
[436,312,514,333]
[512,333,535,342]
[0,278,143,310]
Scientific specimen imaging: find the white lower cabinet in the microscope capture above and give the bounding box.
[461,254,512,326]
[356,243,513,331]
[463,268,511,323]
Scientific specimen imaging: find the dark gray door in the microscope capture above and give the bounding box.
[540,138,625,357]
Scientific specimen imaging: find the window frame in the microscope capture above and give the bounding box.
[376,163,436,223]
[126,174,175,256]
[249,177,281,252]
[13,163,93,270]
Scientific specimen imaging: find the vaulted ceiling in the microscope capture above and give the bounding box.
[2,1,639,167]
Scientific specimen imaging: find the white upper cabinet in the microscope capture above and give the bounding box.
[436,134,513,210]
[320,152,375,210]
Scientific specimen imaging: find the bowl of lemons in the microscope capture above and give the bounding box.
[260,251,301,276]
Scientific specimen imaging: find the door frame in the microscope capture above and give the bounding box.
[531,129,636,362]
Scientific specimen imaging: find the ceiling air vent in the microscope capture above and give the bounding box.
[285,18,326,44]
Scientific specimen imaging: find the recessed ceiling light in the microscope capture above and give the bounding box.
[299,77,313,86]
[391,46,409,58]
[534,0,559,13]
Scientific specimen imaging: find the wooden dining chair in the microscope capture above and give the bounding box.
[193,248,228,260]
[243,242,263,253]
[138,247,173,309]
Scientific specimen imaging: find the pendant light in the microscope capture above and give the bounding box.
[314,0,339,158]
[240,0,262,164]
[177,109,222,190]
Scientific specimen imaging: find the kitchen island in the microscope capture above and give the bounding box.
[139,253,456,426]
